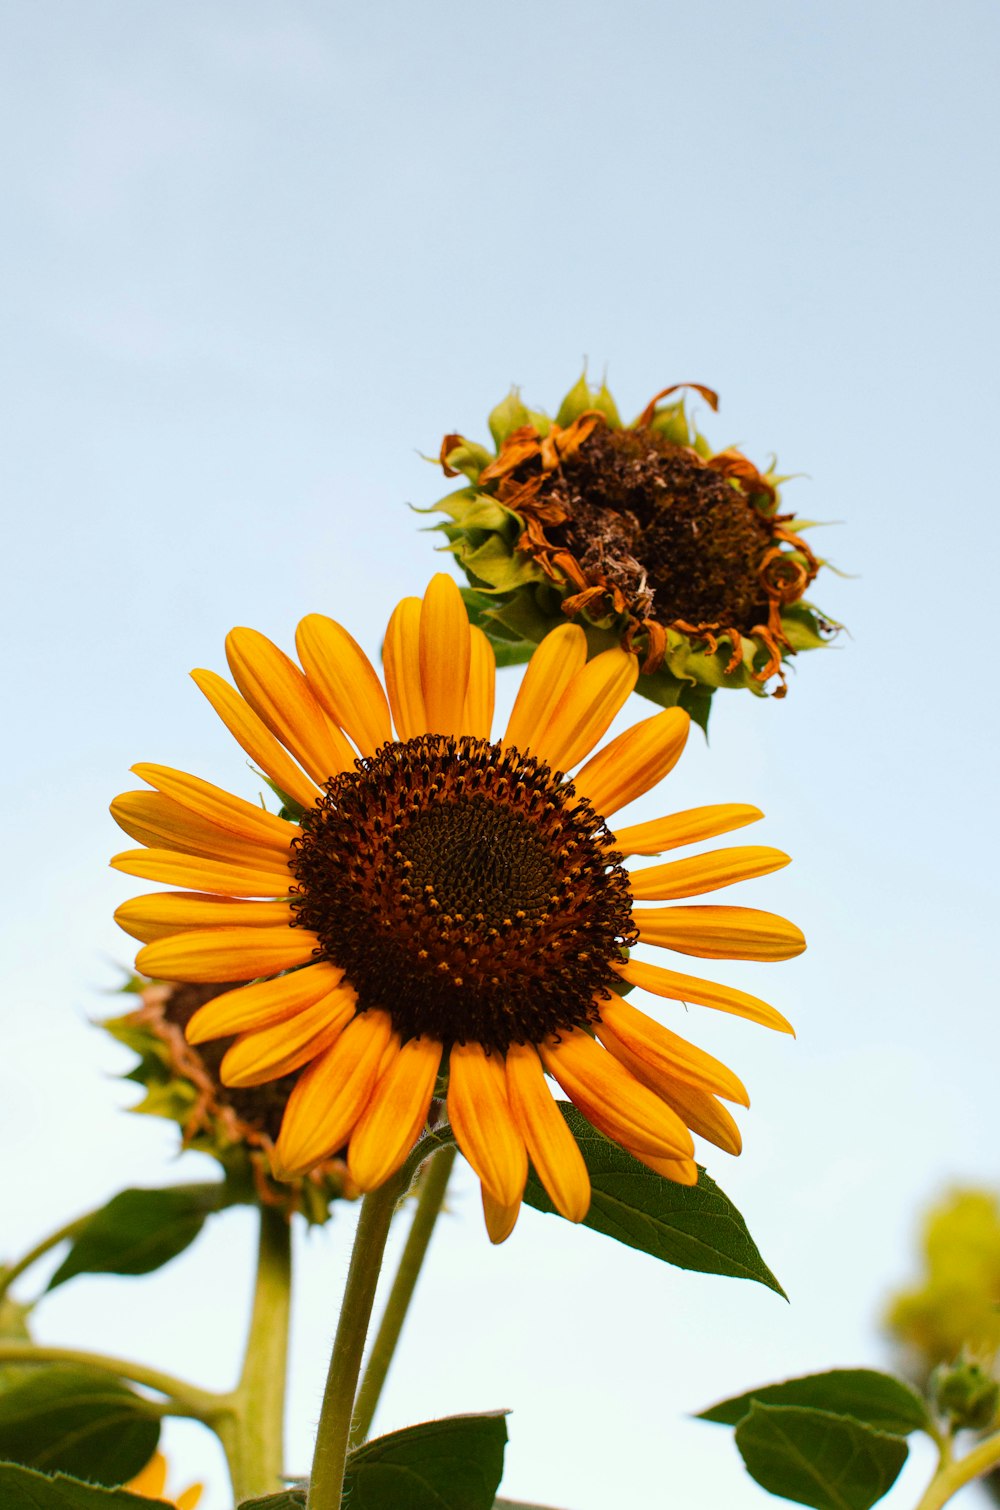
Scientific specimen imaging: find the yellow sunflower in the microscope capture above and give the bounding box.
[111,574,804,1244]
[126,1451,202,1509]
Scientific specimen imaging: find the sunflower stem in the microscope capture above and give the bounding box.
[913,1427,1000,1510]
[0,1213,92,1303]
[0,1343,220,1421]
[350,1144,457,1447]
[307,1172,406,1510]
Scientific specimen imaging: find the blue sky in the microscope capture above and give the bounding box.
[2,3,999,1506]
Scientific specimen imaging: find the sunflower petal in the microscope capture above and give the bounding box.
[110,791,291,867]
[447,1042,527,1208]
[220,988,356,1087]
[225,627,354,784]
[462,626,496,740]
[574,708,690,817]
[615,957,793,1034]
[131,765,297,851]
[481,1187,521,1245]
[186,964,348,1042]
[111,847,293,898]
[419,574,472,737]
[114,892,293,944]
[348,1036,443,1190]
[273,1010,393,1175]
[612,804,765,857]
[596,992,749,1106]
[505,1043,590,1222]
[136,926,319,983]
[535,647,639,771]
[622,1148,699,1184]
[383,597,427,740]
[628,846,791,902]
[190,668,320,811]
[635,904,806,960]
[504,623,587,754]
[295,614,392,756]
[540,1028,693,1159]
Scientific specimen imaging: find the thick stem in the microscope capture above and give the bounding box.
[0,1215,91,1303]
[306,1173,405,1510]
[350,1145,457,1447]
[0,1343,220,1421]
[914,1428,1000,1510]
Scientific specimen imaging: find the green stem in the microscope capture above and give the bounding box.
[306,1173,406,1510]
[350,1145,457,1447]
[0,1215,91,1303]
[914,1427,1000,1510]
[0,1342,220,1422]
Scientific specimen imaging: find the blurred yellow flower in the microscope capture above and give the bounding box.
[126,1451,202,1509]
[886,1189,1000,1372]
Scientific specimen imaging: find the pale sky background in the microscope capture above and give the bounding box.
[2,3,999,1507]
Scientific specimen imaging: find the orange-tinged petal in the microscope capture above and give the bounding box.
[635,904,806,960]
[114,891,293,944]
[628,846,791,902]
[177,1487,204,1510]
[481,1187,521,1245]
[220,988,356,1087]
[419,573,471,737]
[623,1147,699,1184]
[540,1028,693,1159]
[504,623,587,754]
[110,790,291,867]
[612,804,764,857]
[110,848,293,898]
[274,1010,393,1175]
[462,626,495,740]
[596,991,749,1106]
[383,597,427,740]
[574,708,690,817]
[348,1036,443,1190]
[505,1043,590,1222]
[615,957,794,1034]
[190,668,320,812]
[186,963,348,1042]
[225,627,354,784]
[136,926,319,983]
[447,1042,527,1208]
[126,1453,168,1498]
[295,614,392,756]
[535,647,639,771]
[131,765,297,852]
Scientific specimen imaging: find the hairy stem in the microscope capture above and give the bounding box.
[0,1215,91,1303]
[0,1342,221,1421]
[914,1428,1000,1510]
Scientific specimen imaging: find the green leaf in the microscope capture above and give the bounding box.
[523,1104,784,1293]
[494,1500,571,1508]
[699,1368,931,1436]
[0,1463,169,1509]
[733,1403,908,1510]
[555,372,593,427]
[48,1185,227,1289]
[343,1411,508,1509]
[0,1369,159,1484]
[488,389,533,448]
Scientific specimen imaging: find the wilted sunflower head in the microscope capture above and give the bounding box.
[428,374,838,729]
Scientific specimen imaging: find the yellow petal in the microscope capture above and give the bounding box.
[615,956,794,1034]
[220,988,356,1087]
[225,627,354,784]
[462,626,496,740]
[186,963,348,1042]
[114,891,293,944]
[111,847,293,898]
[136,926,319,983]
[348,1036,443,1190]
[596,992,749,1106]
[534,647,639,771]
[504,623,587,753]
[635,904,806,960]
[481,1186,522,1245]
[110,790,291,867]
[274,1010,393,1175]
[190,668,320,812]
[131,765,297,852]
[628,846,791,902]
[177,1487,204,1510]
[295,614,392,756]
[446,1042,527,1208]
[383,597,427,740]
[126,1453,167,1498]
[419,573,471,737]
[505,1043,590,1222]
[612,804,764,857]
[540,1028,693,1159]
[623,1148,699,1184]
[574,708,690,818]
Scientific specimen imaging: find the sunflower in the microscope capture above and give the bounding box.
[111,574,804,1243]
[429,374,836,728]
[126,1451,202,1509]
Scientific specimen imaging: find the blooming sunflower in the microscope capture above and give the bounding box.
[111,575,804,1243]
[126,1451,202,1509]
[429,374,836,728]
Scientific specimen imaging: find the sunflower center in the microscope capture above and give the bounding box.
[289,735,636,1053]
[534,426,774,629]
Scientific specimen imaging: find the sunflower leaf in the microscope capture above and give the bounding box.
[0,1464,169,1509]
[733,1402,909,1509]
[47,1184,228,1289]
[523,1104,784,1293]
[698,1368,931,1435]
[343,1411,508,1509]
[0,1368,159,1485]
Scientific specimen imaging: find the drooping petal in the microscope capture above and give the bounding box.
[130,765,297,852]
[273,1010,394,1175]
[505,1042,590,1222]
[136,926,319,983]
[534,647,639,771]
[612,804,764,857]
[447,1042,528,1208]
[635,904,806,961]
[110,847,293,898]
[220,988,356,1087]
[614,957,794,1034]
[383,597,427,740]
[114,892,294,944]
[225,627,354,784]
[608,1034,743,1154]
[295,614,392,756]
[622,1147,699,1184]
[574,709,690,817]
[186,964,349,1042]
[348,1036,443,1190]
[419,573,472,737]
[462,626,496,740]
[481,1187,522,1245]
[596,992,749,1106]
[504,623,587,754]
[540,1028,693,1160]
[110,791,292,867]
[628,846,791,901]
[190,669,320,811]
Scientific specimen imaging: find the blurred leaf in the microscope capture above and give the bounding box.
[0,1368,159,1484]
[344,1411,508,1509]
[524,1104,784,1293]
[0,1464,168,1508]
[699,1368,931,1435]
[48,1185,226,1289]
[734,1403,908,1510]
[238,1495,305,1510]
